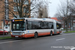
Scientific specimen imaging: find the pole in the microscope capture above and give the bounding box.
[3,0,8,38]
[5,0,9,20]
[3,20,5,38]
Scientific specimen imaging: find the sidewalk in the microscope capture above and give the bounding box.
[62,30,66,33]
[0,33,11,37]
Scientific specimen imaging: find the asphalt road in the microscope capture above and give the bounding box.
[0,33,75,50]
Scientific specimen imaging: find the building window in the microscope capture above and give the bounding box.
[23,7,29,13]
[13,0,29,4]
[13,0,16,3]
[73,23,75,27]
[24,0,29,5]
[14,6,20,11]
[73,20,75,22]
[14,6,17,11]
[13,0,21,3]
[14,15,20,18]
[27,10,29,13]
[23,7,26,13]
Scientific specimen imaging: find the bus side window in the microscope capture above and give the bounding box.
[40,21,44,29]
[48,22,53,29]
[27,21,32,30]
[57,23,61,29]
[32,21,41,29]
[51,25,53,29]
[40,21,48,29]
[44,22,48,29]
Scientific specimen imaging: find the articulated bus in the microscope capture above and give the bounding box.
[11,18,62,38]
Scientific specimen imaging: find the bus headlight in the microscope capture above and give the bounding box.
[22,33,25,35]
[11,32,12,35]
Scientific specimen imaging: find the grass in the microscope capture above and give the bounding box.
[63,29,66,30]
[65,31,75,33]
[0,36,12,40]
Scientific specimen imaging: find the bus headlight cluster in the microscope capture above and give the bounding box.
[11,32,12,35]
[22,33,25,35]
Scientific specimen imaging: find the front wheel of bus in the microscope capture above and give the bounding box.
[34,33,38,38]
[50,32,53,36]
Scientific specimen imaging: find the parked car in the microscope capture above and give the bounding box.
[0,29,8,35]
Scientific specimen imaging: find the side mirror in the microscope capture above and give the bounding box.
[26,20,28,24]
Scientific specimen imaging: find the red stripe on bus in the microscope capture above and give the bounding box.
[11,35,24,38]
[11,32,55,38]
[24,34,34,38]
[57,32,59,34]
[57,31,61,34]
[38,32,50,36]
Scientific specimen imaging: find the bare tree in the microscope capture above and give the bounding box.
[0,0,49,18]
[55,0,73,32]
[8,0,36,18]
[38,6,48,18]
[0,0,45,18]
[32,0,49,18]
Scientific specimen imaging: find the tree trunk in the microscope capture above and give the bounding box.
[65,21,68,32]
[69,14,71,31]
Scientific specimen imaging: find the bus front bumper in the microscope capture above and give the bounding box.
[11,33,34,38]
[11,35,24,38]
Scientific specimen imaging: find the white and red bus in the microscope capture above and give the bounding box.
[11,18,62,38]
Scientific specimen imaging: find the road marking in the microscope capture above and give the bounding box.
[56,38,65,41]
[71,47,75,50]
[0,33,75,44]
[0,40,21,45]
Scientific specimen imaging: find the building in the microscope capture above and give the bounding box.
[0,0,31,31]
[51,17,59,21]
[70,16,75,30]
[51,16,75,30]
[12,0,31,18]
[51,17,64,28]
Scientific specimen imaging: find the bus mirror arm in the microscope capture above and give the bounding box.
[26,20,28,24]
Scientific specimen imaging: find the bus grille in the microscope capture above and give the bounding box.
[12,32,22,35]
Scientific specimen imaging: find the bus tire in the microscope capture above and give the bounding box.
[58,32,60,35]
[50,31,53,36]
[58,31,61,35]
[34,32,38,38]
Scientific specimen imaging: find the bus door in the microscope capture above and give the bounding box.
[54,22,57,34]
[56,23,62,33]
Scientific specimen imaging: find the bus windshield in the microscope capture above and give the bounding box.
[12,21,25,31]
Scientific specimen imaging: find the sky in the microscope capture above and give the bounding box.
[48,0,61,17]
[31,0,66,18]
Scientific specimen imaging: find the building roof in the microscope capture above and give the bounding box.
[51,17,59,21]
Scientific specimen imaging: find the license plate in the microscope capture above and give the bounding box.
[15,36,18,37]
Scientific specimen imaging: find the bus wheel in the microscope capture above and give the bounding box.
[50,32,53,36]
[34,33,38,38]
[58,33,60,35]
[58,31,61,35]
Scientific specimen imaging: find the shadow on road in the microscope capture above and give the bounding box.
[12,34,62,40]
